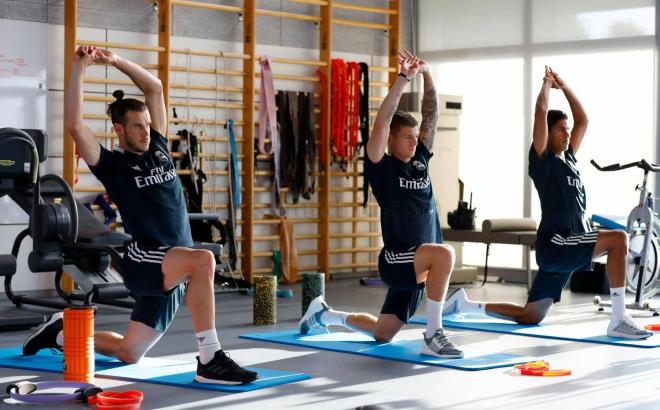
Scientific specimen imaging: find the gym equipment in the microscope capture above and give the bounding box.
[442,218,537,287]
[514,360,571,377]
[87,390,143,409]
[410,314,660,348]
[0,128,47,330]
[63,306,95,383]
[3,380,100,403]
[301,272,324,315]
[253,275,276,325]
[591,159,660,315]
[0,346,310,393]
[1,128,133,310]
[240,329,534,371]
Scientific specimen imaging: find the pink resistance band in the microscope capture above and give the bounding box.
[258,56,284,215]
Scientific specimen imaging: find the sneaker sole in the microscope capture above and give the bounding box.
[607,331,653,340]
[23,313,63,355]
[194,375,255,385]
[421,345,464,359]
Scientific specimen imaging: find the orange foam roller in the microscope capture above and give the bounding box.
[63,307,95,383]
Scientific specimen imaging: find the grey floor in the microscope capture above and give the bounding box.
[1,278,660,410]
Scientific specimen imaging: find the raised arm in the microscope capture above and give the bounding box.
[402,51,438,152]
[366,55,419,163]
[93,49,166,135]
[64,46,101,166]
[549,68,588,154]
[531,66,554,158]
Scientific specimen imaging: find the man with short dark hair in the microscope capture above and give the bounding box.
[22,45,258,384]
[445,66,652,340]
[299,50,463,358]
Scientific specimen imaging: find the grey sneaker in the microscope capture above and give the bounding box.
[299,296,330,335]
[422,329,464,358]
[607,315,653,339]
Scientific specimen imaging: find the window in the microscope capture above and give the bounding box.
[434,58,525,267]
[419,0,524,51]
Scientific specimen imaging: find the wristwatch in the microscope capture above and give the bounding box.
[397,72,411,82]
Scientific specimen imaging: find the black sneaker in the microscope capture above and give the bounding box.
[23,312,63,356]
[194,350,258,385]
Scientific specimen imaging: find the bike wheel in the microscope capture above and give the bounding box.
[626,229,660,296]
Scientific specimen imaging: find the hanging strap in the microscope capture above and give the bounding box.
[358,62,370,207]
[259,56,284,216]
[316,68,328,164]
[226,118,240,207]
[258,56,278,155]
[347,62,361,161]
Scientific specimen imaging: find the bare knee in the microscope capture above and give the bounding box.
[373,330,395,343]
[426,244,455,268]
[612,230,628,252]
[516,306,548,325]
[115,346,145,364]
[193,249,215,280]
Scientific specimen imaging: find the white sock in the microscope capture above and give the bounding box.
[320,309,348,327]
[452,290,486,315]
[610,287,626,320]
[195,329,222,365]
[56,330,63,347]
[425,298,444,337]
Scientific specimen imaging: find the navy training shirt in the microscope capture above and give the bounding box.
[364,142,443,249]
[89,129,193,247]
[528,145,590,239]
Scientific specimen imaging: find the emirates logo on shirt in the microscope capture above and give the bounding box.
[399,176,430,190]
[134,165,177,188]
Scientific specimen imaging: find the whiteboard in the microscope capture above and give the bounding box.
[0,18,47,129]
[0,19,48,224]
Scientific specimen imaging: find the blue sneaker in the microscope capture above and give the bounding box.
[299,296,330,335]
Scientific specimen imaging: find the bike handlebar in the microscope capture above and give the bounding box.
[591,159,660,173]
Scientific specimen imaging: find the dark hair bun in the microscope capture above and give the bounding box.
[112,90,124,101]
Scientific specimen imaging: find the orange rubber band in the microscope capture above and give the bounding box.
[520,368,571,377]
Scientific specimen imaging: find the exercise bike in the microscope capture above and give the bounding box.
[591,159,660,315]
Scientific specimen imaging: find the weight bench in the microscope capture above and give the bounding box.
[442,218,537,288]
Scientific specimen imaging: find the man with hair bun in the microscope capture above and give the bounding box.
[299,50,463,358]
[22,45,257,385]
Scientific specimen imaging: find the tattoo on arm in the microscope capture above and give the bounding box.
[385,97,399,123]
[419,86,438,150]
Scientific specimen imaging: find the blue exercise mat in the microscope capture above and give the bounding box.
[0,346,309,392]
[240,329,533,371]
[410,314,660,348]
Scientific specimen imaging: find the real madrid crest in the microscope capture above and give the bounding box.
[412,160,426,171]
[154,150,169,164]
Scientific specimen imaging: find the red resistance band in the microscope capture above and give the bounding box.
[87,390,144,410]
[331,59,348,161]
[330,59,361,166]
